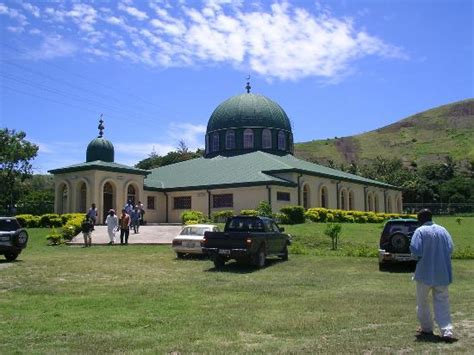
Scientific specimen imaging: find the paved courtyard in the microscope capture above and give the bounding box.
[68,225,183,246]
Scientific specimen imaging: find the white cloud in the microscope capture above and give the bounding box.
[6,1,407,81]
[29,35,78,60]
[167,123,206,150]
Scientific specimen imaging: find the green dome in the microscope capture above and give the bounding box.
[207,93,292,132]
[86,137,114,162]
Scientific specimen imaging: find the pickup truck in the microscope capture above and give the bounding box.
[202,216,291,269]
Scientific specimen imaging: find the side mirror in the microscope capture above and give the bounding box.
[279,227,285,232]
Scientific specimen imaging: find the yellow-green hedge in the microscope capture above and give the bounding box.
[305,208,416,224]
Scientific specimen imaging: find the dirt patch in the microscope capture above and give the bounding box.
[334,137,359,163]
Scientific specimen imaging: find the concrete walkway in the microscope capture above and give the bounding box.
[67,225,183,246]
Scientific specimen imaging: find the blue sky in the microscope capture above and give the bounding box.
[0,0,472,173]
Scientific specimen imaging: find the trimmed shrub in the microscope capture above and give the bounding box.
[305,210,319,222]
[280,205,306,224]
[46,228,63,245]
[212,210,234,223]
[185,220,199,225]
[273,212,290,224]
[61,216,83,240]
[181,210,207,224]
[256,201,272,217]
[39,214,61,228]
[326,213,334,222]
[240,209,258,216]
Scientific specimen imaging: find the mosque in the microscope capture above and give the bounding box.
[49,84,403,223]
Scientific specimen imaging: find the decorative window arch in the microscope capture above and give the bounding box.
[212,133,219,152]
[348,190,354,210]
[278,131,286,150]
[368,193,374,212]
[59,183,68,214]
[374,194,379,212]
[320,186,328,208]
[262,129,272,149]
[303,184,310,209]
[78,181,87,213]
[127,184,137,205]
[225,130,235,150]
[387,196,393,213]
[340,189,347,210]
[243,129,254,149]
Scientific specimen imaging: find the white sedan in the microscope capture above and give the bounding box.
[172,224,220,258]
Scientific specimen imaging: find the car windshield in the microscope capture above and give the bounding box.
[226,218,265,232]
[0,219,20,232]
[180,226,210,236]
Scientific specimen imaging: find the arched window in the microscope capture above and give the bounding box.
[262,129,272,149]
[368,193,373,212]
[349,190,354,210]
[60,184,68,214]
[340,189,346,210]
[303,184,310,209]
[278,131,286,150]
[127,185,136,205]
[225,130,235,150]
[374,194,379,212]
[243,129,254,149]
[387,196,392,213]
[103,182,114,221]
[320,186,328,208]
[79,182,87,212]
[212,133,219,152]
[205,134,210,154]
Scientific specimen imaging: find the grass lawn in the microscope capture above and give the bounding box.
[1,227,473,353]
[284,216,474,258]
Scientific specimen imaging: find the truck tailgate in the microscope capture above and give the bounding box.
[204,232,249,249]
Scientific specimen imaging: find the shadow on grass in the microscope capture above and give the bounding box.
[205,258,285,274]
[415,333,458,344]
[0,259,24,264]
[380,262,417,273]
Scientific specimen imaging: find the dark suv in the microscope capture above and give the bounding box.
[0,217,29,261]
[378,218,419,270]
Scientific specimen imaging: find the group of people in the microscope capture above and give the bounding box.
[81,201,145,246]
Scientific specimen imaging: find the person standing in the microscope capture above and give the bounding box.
[410,209,455,342]
[131,206,141,234]
[105,209,118,245]
[87,203,98,229]
[81,215,94,247]
[119,209,131,245]
[138,200,145,224]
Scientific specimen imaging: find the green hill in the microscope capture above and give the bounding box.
[295,98,474,167]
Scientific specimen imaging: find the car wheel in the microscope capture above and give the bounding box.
[379,262,389,272]
[253,247,266,268]
[14,231,28,247]
[5,253,18,262]
[389,233,409,253]
[280,244,289,261]
[176,252,185,259]
[213,255,226,269]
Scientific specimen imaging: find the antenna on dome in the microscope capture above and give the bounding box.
[245,75,251,93]
[98,114,104,138]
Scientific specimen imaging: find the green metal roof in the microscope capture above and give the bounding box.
[48,160,150,176]
[207,93,292,132]
[144,151,399,191]
[86,137,114,162]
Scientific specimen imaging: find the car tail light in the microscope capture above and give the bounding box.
[245,238,252,246]
[201,237,207,246]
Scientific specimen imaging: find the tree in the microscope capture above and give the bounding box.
[135,145,203,170]
[324,223,342,250]
[0,129,39,214]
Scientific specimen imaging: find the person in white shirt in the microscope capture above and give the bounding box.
[105,209,118,245]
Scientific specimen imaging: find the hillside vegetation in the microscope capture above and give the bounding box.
[295,99,474,166]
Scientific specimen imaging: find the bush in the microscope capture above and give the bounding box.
[305,210,320,222]
[240,209,258,216]
[184,220,199,225]
[273,212,290,224]
[280,205,306,224]
[46,228,63,245]
[256,201,272,217]
[181,210,207,224]
[61,216,83,240]
[324,223,342,250]
[39,214,60,228]
[212,210,234,223]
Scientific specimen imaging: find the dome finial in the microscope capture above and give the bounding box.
[245,75,251,93]
[98,113,104,138]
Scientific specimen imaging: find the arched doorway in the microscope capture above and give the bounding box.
[103,182,114,223]
[303,184,310,209]
[127,185,137,205]
[320,186,328,208]
[78,182,87,213]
